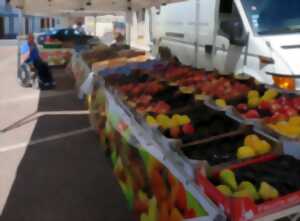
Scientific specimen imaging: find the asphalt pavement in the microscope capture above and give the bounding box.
[0,42,134,221]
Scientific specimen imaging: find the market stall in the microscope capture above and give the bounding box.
[10,0,300,220]
[84,60,300,221]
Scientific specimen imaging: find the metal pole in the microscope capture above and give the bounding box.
[17,9,23,77]
[125,11,132,46]
[94,16,96,36]
[195,0,200,68]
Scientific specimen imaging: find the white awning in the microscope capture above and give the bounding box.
[10,0,185,16]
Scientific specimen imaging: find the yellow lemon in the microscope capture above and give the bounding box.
[244,134,261,147]
[248,90,260,99]
[253,140,272,155]
[248,97,261,108]
[216,99,227,108]
[237,146,256,160]
[178,115,191,125]
[289,116,300,126]
[146,115,158,127]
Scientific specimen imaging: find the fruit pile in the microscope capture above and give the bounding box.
[267,116,300,139]
[183,132,273,166]
[146,114,195,139]
[215,169,279,202]
[234,155,300,196]
[162,67,251,102]
[146,105,240,144]
[210,155,300,204]
[196,77,250,101]
[235,89,300,122]
[237,134,272,160]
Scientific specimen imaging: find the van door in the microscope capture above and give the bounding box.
[213,0,246,74]
[154,0,197,65]
[152,0,218,68]
[195,0,219,70]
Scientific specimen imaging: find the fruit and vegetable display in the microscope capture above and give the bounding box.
[91,60,300,221]
[81,45,118,67]
[40,49,72,66]
[81,45,147,68]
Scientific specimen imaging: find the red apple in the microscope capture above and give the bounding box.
[193,74,205,82]
[292,97,300,111]
[170,127,181,138]
[182,123,195,135]
[277,97,289,105]
[137,95,152,105]
[270,112,288,122]
[258,100,271,110]
[244,110,260,119]
[280,106,298,117]
[270,100,281,112]
[152,101,171,114]
[237,103,248,113]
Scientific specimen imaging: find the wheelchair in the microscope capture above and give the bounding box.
[17,62,39,89]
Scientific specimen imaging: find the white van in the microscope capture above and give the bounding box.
[151,0,300,91]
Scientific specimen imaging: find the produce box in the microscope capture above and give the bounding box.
[108,74,196,115]
[262,115,300,141]
[230,90,300,124]
[128,84,195,115]
[180,127,282,172]
[196,155,300,221]
[145,105,241,145]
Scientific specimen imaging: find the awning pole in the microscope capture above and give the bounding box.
[17,8,24,77]
[194,0,200,68]
[125,11,132,46]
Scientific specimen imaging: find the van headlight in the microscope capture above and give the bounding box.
[272,75,295,90]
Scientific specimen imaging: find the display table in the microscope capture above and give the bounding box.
[82,60,300,221]
[70,48,150,94]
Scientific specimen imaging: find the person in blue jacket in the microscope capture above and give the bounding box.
[20,33,55,89]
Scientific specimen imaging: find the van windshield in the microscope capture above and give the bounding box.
[241,0,300,35]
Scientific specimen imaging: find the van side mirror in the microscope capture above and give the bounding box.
[220,20,248,47]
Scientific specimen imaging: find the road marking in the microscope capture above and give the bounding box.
[0,127,94,153]
[0,90,75,105]
[38,110,89,116]
[0,110,90,133]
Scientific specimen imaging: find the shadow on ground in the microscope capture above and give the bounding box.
[1,67,134,221]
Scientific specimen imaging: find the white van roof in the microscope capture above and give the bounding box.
[10,0,185,15]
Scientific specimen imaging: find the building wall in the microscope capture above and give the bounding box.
[0,0,64,39]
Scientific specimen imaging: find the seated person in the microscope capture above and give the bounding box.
[21,33,55,89]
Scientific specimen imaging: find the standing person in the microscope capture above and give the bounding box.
[20,33,55,89]
[111,33,128,50]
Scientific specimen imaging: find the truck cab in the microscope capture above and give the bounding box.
[151,0,300,91]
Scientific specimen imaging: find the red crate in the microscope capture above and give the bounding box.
[196,155,300,221]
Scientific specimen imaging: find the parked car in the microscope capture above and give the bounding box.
[37,28,93,45]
